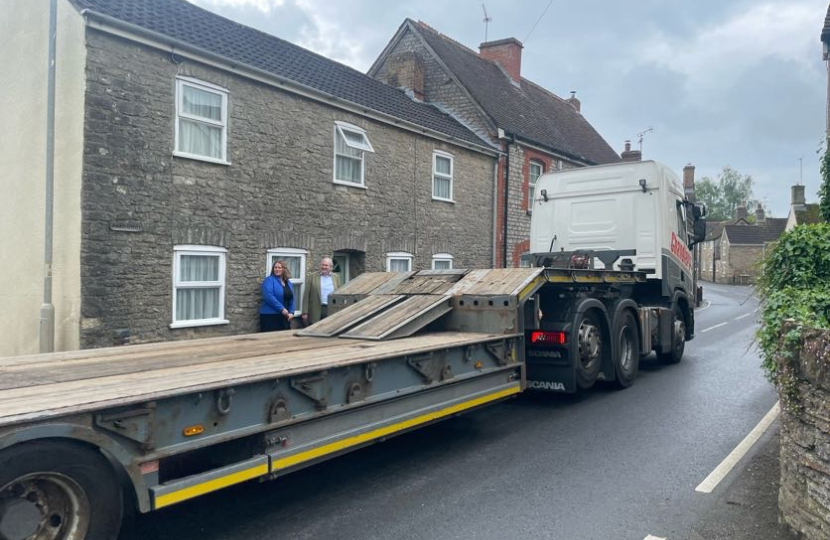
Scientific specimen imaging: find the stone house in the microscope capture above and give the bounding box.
[699,205,787,284]
[1,0,500,355]
[785,184,822,231]
[369,20,620,267]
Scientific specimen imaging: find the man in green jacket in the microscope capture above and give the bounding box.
[302,257,342,325]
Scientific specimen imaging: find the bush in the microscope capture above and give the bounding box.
[757,223,830,381]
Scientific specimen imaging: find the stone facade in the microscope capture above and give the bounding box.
[79,31,495,348]
[778,327,830,539]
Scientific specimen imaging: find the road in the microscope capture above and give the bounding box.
[121,282,779,540]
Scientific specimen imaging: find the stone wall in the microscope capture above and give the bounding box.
[778,327,830,539]
[79,30,495,348]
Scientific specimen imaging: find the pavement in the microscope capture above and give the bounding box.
[684,422,800,540]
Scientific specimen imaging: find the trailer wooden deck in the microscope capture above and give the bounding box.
[0,330,511,428]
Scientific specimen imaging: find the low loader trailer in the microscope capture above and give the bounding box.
[0,162,706,540]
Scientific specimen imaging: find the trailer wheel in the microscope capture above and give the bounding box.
[575,312,603,389]
[657,306,685,365]
[0,441,123,540]
[613,311,640,388]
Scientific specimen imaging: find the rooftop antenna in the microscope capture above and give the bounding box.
[799,156,803,185]
[637,126,653,153]
[482,4,492,42]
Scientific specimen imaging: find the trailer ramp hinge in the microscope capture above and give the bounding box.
[290,373,329,410]
[407,354,453,383]
[268,397,291,423]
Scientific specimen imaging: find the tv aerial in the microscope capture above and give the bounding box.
[482,4,492,42]
[637,127,653,152]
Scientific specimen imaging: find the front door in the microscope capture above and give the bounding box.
[333,253,350,284]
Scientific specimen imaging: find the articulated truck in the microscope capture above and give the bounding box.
[0,160,704,540]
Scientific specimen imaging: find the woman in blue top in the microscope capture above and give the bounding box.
[260,260,295,331]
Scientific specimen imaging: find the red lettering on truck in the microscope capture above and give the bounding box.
[671,232,692,271]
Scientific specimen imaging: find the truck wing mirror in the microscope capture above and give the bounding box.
[691,219,706,246]
[692,203,706,219]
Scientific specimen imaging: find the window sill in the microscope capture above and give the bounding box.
[333,180,367,190]
[432,197,455,204]
[173,151,231,166]
[169,319,230,329]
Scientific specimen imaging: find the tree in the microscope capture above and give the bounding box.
[820,149,830,222]
[694,166,757,222]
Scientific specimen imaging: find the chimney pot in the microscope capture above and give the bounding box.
[755,203,765,223]
[479,38,523,83]
[736,204,748,220]
[566,90,581,113]
[620,140,641,162]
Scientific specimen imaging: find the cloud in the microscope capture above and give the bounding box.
[194,0,286,13]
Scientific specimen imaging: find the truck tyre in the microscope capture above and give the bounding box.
[613,311,640,388]
[657,306,685,365]
[575,312,603,389]
[0,441,123,540]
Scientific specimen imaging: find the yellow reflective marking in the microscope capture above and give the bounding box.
[272,385,522,471]
[154,463,269,509]
[518,276,545,300]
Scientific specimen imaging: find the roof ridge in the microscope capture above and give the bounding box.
[412,20,482,59]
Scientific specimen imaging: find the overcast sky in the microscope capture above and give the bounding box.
[189,0,828,218]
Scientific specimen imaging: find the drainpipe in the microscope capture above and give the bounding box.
[501,132,514,268]
[491,158,498,267]
[40,0,57,353]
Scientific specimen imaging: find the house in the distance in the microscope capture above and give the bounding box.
[369,20,620,266]
[785,184,822,231]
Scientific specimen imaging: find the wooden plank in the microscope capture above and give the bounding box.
[448,268,542,296]
[296,295,403,337]
[333,272,410,295]
[0,332,513,427]
[343,296,450,340]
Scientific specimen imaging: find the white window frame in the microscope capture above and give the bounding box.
[170,245,228,329]
[173,77,230,165]
[528,160,544,207]
[266,248,308,316]
[431,253,454,270]
[432,151,454,202]
[386,251,413,272]
[333,121,374,188]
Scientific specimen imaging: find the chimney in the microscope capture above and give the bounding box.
[683,163,695,202]
[382,51,425,101]
[755,203,765,224]
[791,184,806,212]
[620,140,642,162]
[479,38,523,83]
[736,204,748,220]
[567,91,581,113]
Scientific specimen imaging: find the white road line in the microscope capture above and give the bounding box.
[734,313,752,321]
[695,402,780,494]
[643,535,666,540]
[700,322,728,333]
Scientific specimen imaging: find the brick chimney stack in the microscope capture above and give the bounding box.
[736,204,748,220]
[683,164,696,202]
[755,203,766,224]
[479,38,523,83]
[383,51,425,101]
[791,184,806,212]
[620,140,642,162]
[567,91,581,113]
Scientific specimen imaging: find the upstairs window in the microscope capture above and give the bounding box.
[334,121,374,186]
[433,151,454,201]
[529,160,544,206]
[175,77,228,164]
[432,253,453,270]
[171,245,227,328]
[386,252,413,272]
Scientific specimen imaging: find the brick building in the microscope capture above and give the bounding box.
[2,0,499,355]
[369,20,620,267]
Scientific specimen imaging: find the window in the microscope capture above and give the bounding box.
[433,151,454,201]
[334,121,374,186]
[432,253,453,270]
[267,248,307,316]
[528,160,544,206]
[171,245,227,328]
[386,252,413,272]
[174,77,228,164]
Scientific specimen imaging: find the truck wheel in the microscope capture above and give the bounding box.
[575,312,603,389]
[0,441,123,540]
[657,306,685,365]
[613,311,640,388]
